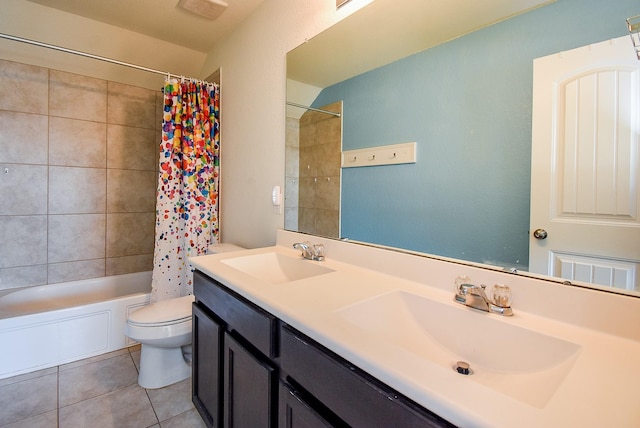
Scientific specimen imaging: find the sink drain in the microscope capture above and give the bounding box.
[453,361,472,375]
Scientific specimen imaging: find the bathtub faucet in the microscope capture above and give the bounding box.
[293,242,325,261]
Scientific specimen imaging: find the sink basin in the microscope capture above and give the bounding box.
[220,252,334,285]
[336,291,581,407]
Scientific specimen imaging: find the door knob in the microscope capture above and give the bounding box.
[533,228,548,240]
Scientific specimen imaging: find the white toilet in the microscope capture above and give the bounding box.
[125,243,245,389]
[125,295,195,389]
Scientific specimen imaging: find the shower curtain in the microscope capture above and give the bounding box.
[151,79,220,301]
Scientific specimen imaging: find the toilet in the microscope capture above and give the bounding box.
[125,242,245,389]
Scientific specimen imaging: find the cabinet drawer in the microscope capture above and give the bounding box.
[194,271,278,358]
[280,325,454,428]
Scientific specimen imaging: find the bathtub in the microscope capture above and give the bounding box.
[0,271,151,379]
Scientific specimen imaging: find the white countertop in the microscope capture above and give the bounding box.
[189,232,640,428]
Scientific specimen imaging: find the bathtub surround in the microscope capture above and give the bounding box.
[0,59,160,292]
[152,80,221,301]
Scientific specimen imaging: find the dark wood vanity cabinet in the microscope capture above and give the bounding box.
[279,325,455,428]
[192,302,223,427]
[278,380,334,428]
[223,332,276,427]
[193,271,278,428]
[193,270,454,428]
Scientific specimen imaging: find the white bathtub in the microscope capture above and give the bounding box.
[0,271,151,379]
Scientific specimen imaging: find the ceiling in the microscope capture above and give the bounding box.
[23,0,556,85]
[287,0,555,88]
[25,0,265,52]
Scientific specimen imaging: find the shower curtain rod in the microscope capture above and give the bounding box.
[286,101,341,117]
[0,33,214,85]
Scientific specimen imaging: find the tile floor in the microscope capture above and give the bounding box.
[0,345,206,428]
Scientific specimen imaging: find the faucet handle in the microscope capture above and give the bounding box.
[458,283,475,295]
[491,284,512,308]
[312,244,325,259]
[454,275,471,293]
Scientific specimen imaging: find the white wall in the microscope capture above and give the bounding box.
[200,0,367,248]
[0,0,207,90]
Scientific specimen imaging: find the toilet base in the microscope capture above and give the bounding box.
[137,343,192,389]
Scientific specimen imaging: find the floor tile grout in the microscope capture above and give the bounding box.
[0,345,204,428]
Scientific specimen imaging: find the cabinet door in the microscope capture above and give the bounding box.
[192,303,222,428]
[224,332,275,428]
[278,381,334,428]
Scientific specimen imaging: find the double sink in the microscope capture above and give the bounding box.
[215,250,581,408]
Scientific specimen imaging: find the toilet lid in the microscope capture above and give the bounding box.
[128,294,195,326]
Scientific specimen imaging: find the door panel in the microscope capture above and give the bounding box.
[530,35,640,292]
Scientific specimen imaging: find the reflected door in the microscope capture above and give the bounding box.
[530,36,640,292]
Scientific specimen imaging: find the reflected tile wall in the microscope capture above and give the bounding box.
[0,59,159,290]
[297,101,342,238]
[284,117,300,232]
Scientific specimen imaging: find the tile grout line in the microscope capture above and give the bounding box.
[129,346,161,427]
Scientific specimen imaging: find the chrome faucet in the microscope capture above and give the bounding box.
[293,242,325,261]
[454,279,513,316]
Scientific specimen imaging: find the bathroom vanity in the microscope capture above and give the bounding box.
[190,230,640,427]
[192,270,452,427]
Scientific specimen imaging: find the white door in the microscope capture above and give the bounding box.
[530,36,640,292]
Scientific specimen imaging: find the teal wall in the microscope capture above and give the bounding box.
[312,0,638,269]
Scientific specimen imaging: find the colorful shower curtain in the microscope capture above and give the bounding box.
[151,79,220,301]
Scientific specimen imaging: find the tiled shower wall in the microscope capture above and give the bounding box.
[296,101,341,238]
[0,59,160,291]
[284,116,300,232]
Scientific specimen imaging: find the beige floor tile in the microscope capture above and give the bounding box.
[0,347,205,428]
[59,384,157,428]
[0,367,57,387]
[58,354,137,407]
[2,409,57,428]
[128,344,142,352]
[59,349,129,372]
[147,377,194,422]
[0,373,57,426]
[130,348,142,372]
[159,408,207,428]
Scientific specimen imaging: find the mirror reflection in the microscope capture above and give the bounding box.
[285,101,342,238]
[285,0,640,296]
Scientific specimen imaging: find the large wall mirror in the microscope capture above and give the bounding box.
[285,0,640,297]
